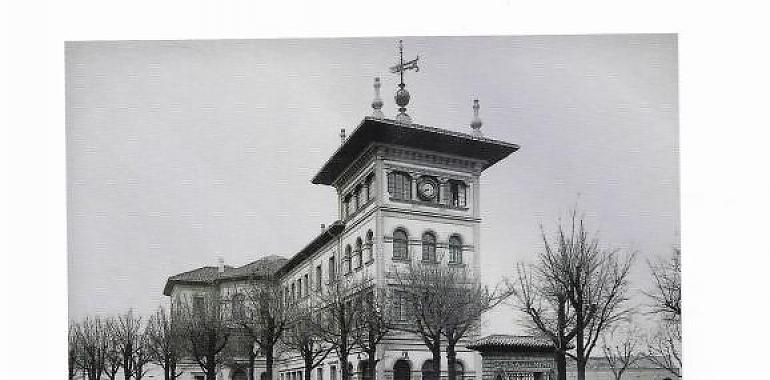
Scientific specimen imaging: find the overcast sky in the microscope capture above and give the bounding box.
[66,35,678,334]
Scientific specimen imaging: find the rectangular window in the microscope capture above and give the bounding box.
[192,295,205,316]
[329,257,336,282]
[317,367,323,380]
[330,366,337,380]
[316,265,322,291]
[450,181,467,207]
[291,283,296,300]
[195,376,205,380]
[387,172,411,200]
[304,273,309,295]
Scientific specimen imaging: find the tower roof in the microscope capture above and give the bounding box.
[312,117,519,186]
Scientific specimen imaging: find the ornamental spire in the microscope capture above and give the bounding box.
[470,99,483,137]
[388,40,419,124]
[371,77,384,119]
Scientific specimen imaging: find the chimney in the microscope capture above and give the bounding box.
[217,256,225,273]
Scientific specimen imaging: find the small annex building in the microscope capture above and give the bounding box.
[468,335,557,380]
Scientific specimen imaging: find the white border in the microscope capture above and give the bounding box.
[2,1,769,378]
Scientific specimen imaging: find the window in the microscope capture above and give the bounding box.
[317,368,323,380]
[329,257,336,282]
[316,265,322,291]
[455,362,464,380]
[330,365,337,380]
[291,283,296,300]
[304,273,309,295]
[343,194,352,219]
[345,245,352,273]
[192,295,205,317]
[297,278,302,298]
[232,293,245,319]
[422,232,437,262]
[449,235,463,264]
[354,185,363,210]
[449,180,467,207]
[365,174,375,202]
[354,238,363,269]
[195,376,205,380]
[387,171,412,200]
[393,229,408,259]
[366,230,374,262]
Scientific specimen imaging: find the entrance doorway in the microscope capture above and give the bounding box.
[394,359,411,380]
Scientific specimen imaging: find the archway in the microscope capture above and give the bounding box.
[359,360,372,380]
[394,359,411,380]
[421,360,437,380]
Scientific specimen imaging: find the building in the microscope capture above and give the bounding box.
[162,68,521,380]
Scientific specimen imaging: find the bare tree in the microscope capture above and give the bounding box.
[441,267,512,380]
[282,302,332,380]
[114,310,143,380]
[510,210,635,380]
[132,333,154,380]
[240,275,295,380]
[178,292,232,380]
[393,263,451,380]
[645,321,681,378]
[510,262,576,380]
[102,318,124,380]
[147,306,186,380]
[70,322,81,380]
[643,248,681,378]
[73,316,110,380]
[601,325,642,380]
[312,275,368,380]
[353,283,396,380]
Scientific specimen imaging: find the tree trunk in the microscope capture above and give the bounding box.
[249,351,257,380]
[446,343,457,380]
[340,352,350,380]
[554,351,566,380]
[366,349,377,380]
[430,342,441,380]
[206,353,217,380]
[305,357,313,380]
[265,346,275,380]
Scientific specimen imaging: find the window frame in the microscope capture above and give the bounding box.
[392,228,409,260]
[421,232,437,262]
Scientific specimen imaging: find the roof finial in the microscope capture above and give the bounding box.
[470,99,483,137]
[371,77,384,119]
[389,40,419,124]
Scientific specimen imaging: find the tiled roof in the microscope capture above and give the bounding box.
[468,335,557,352]
[567,356,669,370]
[163,255,287,295]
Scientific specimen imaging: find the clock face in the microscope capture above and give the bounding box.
[418,179,437,200]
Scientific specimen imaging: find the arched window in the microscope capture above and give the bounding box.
[393,229,408,259]
[365,173,375,202]
[449,180,467,207]
[387,171,412,200]
[366,230,374,262]
[232,293,245,319]
[345,245,353,273]
[449,235,463,264]
[421,361,437,380]
[354,238,363,269]
[422,232,437,262]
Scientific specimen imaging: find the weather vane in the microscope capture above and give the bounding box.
[389,40,419,123]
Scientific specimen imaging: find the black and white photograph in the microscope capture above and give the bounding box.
[64,35,679,380]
